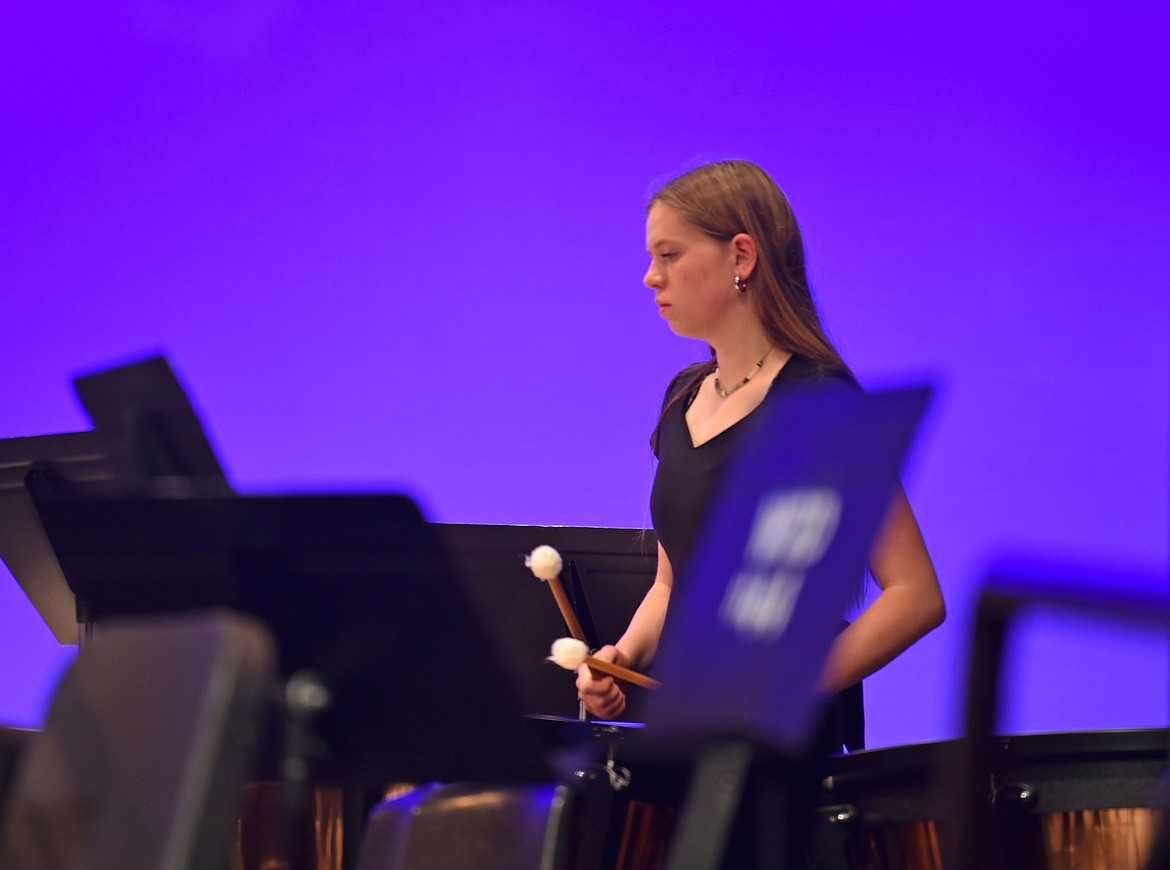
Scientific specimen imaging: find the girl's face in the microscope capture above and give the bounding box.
[644,202,739,341]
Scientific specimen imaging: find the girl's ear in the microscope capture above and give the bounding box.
[731,232,758,281]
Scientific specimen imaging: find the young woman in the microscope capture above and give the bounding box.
[577,161,945,738]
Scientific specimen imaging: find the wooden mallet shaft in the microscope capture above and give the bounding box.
[584,655,661,691]
[545,573,587,643]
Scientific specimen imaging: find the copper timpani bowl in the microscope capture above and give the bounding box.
[814,729,1168,870]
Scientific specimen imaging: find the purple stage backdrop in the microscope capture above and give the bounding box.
[1,3,1167,749]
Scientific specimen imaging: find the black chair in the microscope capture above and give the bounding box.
[0,611,276,870]
[0,727,35,822]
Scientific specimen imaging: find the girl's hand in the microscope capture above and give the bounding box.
[576,644,627,719]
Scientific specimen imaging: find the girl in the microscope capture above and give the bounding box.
[577,161,944,744]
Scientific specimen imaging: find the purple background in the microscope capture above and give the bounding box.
[2,3,1167,750]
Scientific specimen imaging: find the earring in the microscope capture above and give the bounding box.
[734,275,748,293]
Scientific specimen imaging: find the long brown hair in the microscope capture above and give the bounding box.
[648,161,856,450]
[650,160,853,379]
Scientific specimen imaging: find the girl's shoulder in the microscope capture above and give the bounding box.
[661,360,714,408]
[776,353,860,391]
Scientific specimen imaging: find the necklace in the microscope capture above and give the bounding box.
[713,346,774,398]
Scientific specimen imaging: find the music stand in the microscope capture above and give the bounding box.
[0,430,112,642]
[0,354,232,643]
[436,524,657,720]
[30,491,571,787]
[72,354,232,497]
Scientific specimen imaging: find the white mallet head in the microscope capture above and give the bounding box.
[547,637,589,670]
[525,545,563,581]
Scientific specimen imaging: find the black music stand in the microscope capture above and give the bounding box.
[72,354,231,497]
[436,524,657,720]
[645,381,934,869]
[0,354,232,642]
[0,430,112,642]
[30,490,570,788]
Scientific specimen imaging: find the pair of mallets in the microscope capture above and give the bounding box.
[525,545,660,691]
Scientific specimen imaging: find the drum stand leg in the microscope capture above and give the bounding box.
[282,670,333,870]
[665,741,764,870]
[665,740,822,869]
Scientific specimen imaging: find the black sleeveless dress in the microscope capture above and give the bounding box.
[648,353,865,753]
